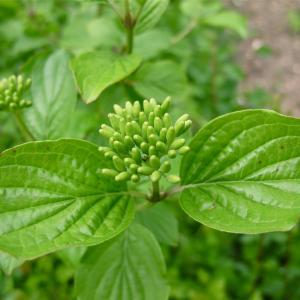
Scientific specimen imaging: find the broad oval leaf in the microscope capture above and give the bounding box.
[180,110,300,233]
[136,202,178,246]
[135,0,169,34]
[24,50,77,139]
[0,139,134,259]
[132,60,187,100]
[75,223,169,300]
[71,51,141,103]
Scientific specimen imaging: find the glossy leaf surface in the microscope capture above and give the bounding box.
[180,110,300,233]
[24,50,77,139]
[71,51,141,103]
[75,223,169,300]
[0,139,134,259]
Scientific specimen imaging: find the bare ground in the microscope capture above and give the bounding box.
[228,0,300,116]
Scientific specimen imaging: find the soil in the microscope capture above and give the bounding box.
[227,0,300,116]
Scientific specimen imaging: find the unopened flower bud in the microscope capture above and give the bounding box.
[115,172,130,182]
[149,155,160,169]
[113,155,125,171]
[178,146,190,154]
[151,171,161,182]
[138,165,153,175]
[102,169,118,177]
[167,175,181,183]
[170,138,185,150]
[160,161,171,173]
[168,149,177,159]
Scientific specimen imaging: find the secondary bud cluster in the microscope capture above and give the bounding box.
[99,97,191,184]
[0,75,32,111]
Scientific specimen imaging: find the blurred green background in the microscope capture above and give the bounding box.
[1,0,300,299]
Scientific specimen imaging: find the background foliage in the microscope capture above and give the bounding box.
[0,0,299,299]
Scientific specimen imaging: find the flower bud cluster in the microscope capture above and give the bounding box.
[0,75,32,111]
[99,97,191,184]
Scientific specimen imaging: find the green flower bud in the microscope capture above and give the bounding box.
[160,96,171,114]
[124,157,136,167]
[154,105,161,116]
[170,138,185,150]
[142,121,149,139]
[159,128,167,141]
[167,175,181,183]
[133,134,143,145]
[129,164,139,172]
[131,121,141,134]
[141,142,149,153]
[113,132,122,141]
[177,120,192,135]
[113,104,123,115]
[124,135,134,148]
[149,98,157,107]
[148,112,155,125]
[115,171,130,182]
[131,147,141,163]
[160,161,171,173]
[143,100,151,115]
[119,118,126,136]
[154,117,163,132]
[131,174,140,183]
[178,146,190,154]
[133,101,141,116]
[138,165,153,175]
[147,126,155,138]
[174,121,185,136]
[148,134,158,145]
[150,171,161,182]
[149,155,160,169]
[139,112,147,125]
[168,149,177,159]
[98,146,110,153]
[113,155,125,171]
[102,169,118,177]
[176,114,189,124]
[104,151,115,159]
[166,127,175,145]
[108,113,120,129]
[156,141,167,154]
[113,141,127,154]
[163,113,172,128]
[125,101,133,114]
[148,145,156,156]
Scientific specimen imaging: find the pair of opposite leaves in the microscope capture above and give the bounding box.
[0,109,300,260]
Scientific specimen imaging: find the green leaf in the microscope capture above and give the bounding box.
[135,0,169,34]
[203,11,248,38]
[75,223,169,300]
[0,139,134,259]
[71,51,141,103]
[180,110,300,233]
[57,246,86,268]
[132,60,187,100]
[0,251,24,275]
[136,202,178,246]
[24,50,77,139]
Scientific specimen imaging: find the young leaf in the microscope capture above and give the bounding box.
[71,51,141,103]
[135,0,169,34]
[75,223,170,300]
[0,139,134,259]
[24,50,77,139]
[136,202,179,246]
[203,11,248,38]
[180,110,300,233]
[132,60,187,100]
